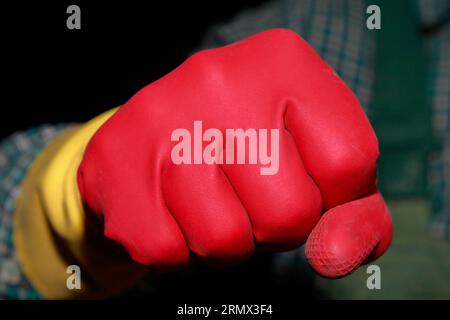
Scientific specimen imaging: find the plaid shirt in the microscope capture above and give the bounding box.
[0,125,69,299]
[428,22,450,240]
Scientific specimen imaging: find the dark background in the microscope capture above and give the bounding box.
[1,1,268,140]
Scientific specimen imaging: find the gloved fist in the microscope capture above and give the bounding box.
[77,29,392,278]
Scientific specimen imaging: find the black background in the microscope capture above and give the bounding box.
[2,1,267,140]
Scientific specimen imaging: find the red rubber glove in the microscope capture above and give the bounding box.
[77,28,392,278]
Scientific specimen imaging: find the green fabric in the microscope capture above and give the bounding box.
[371,0,434,197]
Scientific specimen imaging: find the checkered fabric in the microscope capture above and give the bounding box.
[200,0,377,115]
[0,124,70,299]
[423,4,450,240]
[418,0,450,28]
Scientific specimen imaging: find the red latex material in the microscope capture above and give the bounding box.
[77,29,393,277]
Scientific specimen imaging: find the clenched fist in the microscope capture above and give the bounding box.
[77,29,392,278]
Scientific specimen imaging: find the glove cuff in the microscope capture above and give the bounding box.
[14,107,148,299]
